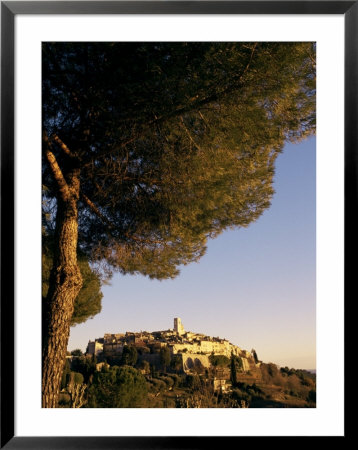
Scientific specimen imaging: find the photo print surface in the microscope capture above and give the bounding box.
[42,42,316,409]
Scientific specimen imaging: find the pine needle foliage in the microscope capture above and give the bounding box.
[43,42,315,280]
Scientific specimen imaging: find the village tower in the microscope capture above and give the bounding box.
[174,317,185,335]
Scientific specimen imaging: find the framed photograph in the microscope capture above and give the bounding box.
[1,1,353,447]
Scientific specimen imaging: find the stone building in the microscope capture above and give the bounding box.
[86,339,104,356]
[85,318,256,375]
[174,317,185,335]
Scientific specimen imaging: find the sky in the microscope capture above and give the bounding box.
[68,136,316,370]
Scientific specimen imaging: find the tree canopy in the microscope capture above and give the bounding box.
[87,366,147,408]
[121,345,138,366]
[42,42,315,280]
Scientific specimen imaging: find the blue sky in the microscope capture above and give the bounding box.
[68,136,316,370]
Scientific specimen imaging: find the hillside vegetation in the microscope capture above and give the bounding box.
[59,349,316,408]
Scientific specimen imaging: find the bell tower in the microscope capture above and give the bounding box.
[174,317,184,335]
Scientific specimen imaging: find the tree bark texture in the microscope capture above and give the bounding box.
[42,167,83,408]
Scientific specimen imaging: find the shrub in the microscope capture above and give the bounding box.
[66,371,84,386]
[146,379,156,393]
[137,347,150,355]
[73,372,84,385]
[168,374,181,388]
[231,388,251,404]
[287,374,303,392]
[209,354,230,367]
[185,374,201,389]
[170,355,183,372]
[137,359,149,370]
[261,363,285,386]
[87,366,147,408]
[61,359,71,389]
[70,356,96,383]
[159,347,171,371]
[121,345,138,366]
[307,389,316,403]
[250,383,262,394]
[107,356,122,367]
[151,378,167,392]
[158,375,174,388]
[58,393,71,407]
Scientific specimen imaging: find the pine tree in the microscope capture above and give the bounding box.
[42,233,102,326]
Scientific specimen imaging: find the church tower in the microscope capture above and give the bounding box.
[174,317,185,335]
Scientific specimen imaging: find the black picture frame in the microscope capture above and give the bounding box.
[1,1,353,447]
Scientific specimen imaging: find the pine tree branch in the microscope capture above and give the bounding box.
[52,134,78,159]
[179,116,203,152]
[82,44,259,166]
[43,132,71,202]
[81,192,163,245]
[81,192,113,229]
[151,43,258,126]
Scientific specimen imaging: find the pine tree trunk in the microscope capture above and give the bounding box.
[42,170,82,408]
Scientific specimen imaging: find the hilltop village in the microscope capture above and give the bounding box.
[86,318,259,380]
[61,318,316,408]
